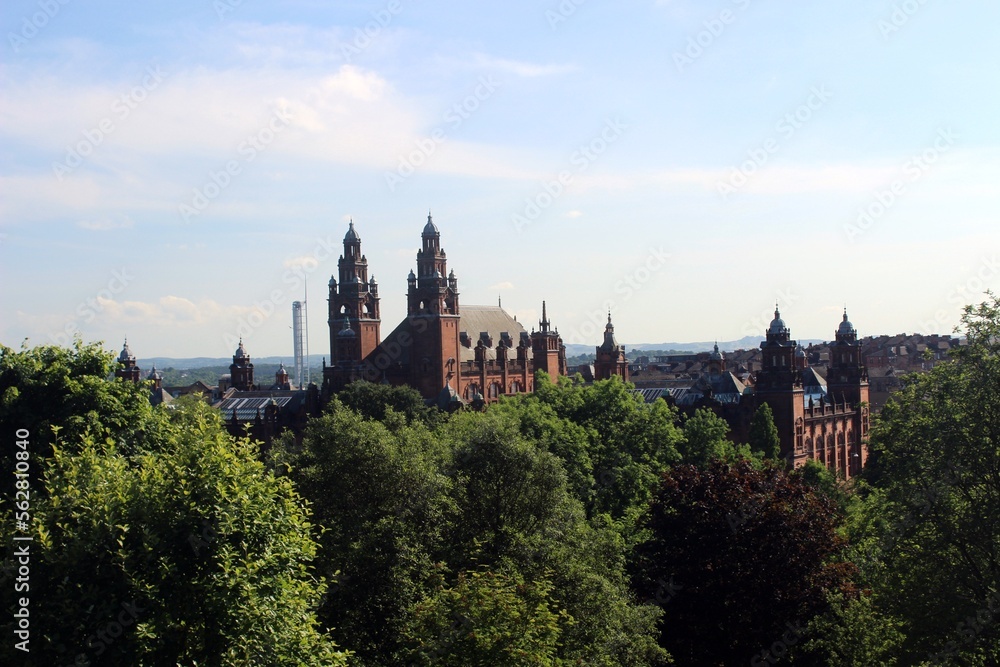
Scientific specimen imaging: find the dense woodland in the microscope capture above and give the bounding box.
[1,297,998,666]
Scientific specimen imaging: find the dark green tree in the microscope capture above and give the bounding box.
[336,379,441,427]
[527,373,683,522]
[440,410,668,666]
[792,591,904,666]
[855,295,1000,665]
[279,400,451,665]
[748,402,781,460]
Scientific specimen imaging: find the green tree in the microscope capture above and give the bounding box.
[336,379,441,427]
[0,340,167,494]
[632,459,857,665]
[440,410,668,666]
[1,399,347,666]
[748,402,781,460]
[280,400,451,665]
[856,296,1000,664]
[678,407,744,467]
[792,591,904,666]
[528,373,683,522]
[401,568,566,666]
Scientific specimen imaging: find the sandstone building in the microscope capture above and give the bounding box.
[322,215,568,406]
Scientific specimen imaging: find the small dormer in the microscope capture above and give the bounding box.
[460,331,472,348]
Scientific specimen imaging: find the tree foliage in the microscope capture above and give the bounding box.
[855,295,1000,665]
[279,400,450,665]
[748,402,782,461]
[522,373,683,522]
[0,399,347,667]
[0,340,167,495]
[401,568,566,666]
[632,459,857,665]
[335,379,441,428]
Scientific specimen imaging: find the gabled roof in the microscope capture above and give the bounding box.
[801,366,827,388]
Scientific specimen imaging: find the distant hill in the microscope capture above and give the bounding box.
[140,340,836,383]
[565,337,767,358]
[135,355,326,387]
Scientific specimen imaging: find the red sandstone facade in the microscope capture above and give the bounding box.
[594,313,629,382]
[738,307,869,478]
[323,216,567,406]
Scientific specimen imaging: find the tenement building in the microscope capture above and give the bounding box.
[322,215,568,406]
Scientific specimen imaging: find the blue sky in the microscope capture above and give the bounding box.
[2,0,998,358]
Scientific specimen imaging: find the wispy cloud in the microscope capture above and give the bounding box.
[77,216,134,231]
[469,53,577,77]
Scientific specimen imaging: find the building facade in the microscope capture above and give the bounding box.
[753,308,869,478]
[625,308,870,479]
[323,215,568,406]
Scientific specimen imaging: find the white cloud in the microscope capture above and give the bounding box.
[489,281,515,290]
[77,215,134,231]
[469,53,577,78]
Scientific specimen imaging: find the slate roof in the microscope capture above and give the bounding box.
[377,305,528,366]
[214,390,308,422]
[802,366,828,405]
[149,388,174,407]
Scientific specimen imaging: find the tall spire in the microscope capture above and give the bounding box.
[540,301,550,332]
